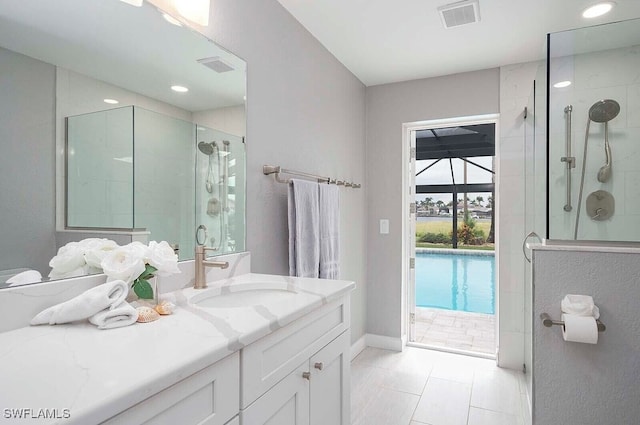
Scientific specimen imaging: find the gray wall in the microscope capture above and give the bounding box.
[0,47,56,277]
[365,69,500,339]
[532,247,640,424]
[203,0,368,342]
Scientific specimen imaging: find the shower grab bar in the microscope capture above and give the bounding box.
[263,165,361,188]
[561,105,575,212]
[540,313,606,332]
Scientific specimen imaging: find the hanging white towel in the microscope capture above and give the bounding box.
[319,184,340,279]
[30,280,128,326]
[288,179,320,278]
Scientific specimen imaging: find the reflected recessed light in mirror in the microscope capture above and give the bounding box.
[103,98,119,104]
[162,13,183,26]
[171,85,189,93]
[119,0,143,6]
[582,2,615,18]
[553,81,572,88]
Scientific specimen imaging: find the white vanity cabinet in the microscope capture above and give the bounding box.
[240,297,351,425]
[102,352,239,425]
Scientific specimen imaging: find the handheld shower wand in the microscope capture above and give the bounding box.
[588,99,619,183]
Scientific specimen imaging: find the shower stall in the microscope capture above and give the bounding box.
[195,126,246,254]
[547,18,640,242]
[66,106,246,259]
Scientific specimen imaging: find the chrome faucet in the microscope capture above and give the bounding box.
[194,245,229,289]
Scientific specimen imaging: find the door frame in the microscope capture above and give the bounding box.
[401,114,500,350]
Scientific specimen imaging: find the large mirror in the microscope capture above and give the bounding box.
[0,0,246,287]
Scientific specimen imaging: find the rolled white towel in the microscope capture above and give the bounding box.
[561,294,600,319]
[89,302,138,330]
[7,270,42,286]
[30,280,128,326]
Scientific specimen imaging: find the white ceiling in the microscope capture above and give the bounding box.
[0,0,246,111]
[276,0,640,86]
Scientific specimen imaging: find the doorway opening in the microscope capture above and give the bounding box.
[403,115,498,359]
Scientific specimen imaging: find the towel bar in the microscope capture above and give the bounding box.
[540,312,606,332]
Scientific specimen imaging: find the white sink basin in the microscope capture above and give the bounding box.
[187,279,303,309]
[192,288,298,309]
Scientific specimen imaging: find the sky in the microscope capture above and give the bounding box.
[415,156,494,207]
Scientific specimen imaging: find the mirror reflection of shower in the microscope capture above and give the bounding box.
[197,139,230,250]
[574,99,620,239]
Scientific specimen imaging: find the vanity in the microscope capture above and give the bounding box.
[0,3,354,424]
[0,270,354,425]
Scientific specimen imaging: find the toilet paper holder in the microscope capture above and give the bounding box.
[540,313,606,332]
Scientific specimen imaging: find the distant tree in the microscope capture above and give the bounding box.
[476,196,484,206]
[436,200,445,209]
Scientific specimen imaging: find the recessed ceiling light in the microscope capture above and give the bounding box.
[582,2,615,18]
[171,85,189,93]
[103,98,119,104]
[163,13,183,26]
[553,81,572,88]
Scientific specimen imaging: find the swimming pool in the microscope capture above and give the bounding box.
[415,251,495,315]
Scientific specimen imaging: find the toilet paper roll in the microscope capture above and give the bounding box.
[561,313,598,344]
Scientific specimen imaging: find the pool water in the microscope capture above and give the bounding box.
[416,253,495,314]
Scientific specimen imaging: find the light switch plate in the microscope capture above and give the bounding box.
[379,219,389,234]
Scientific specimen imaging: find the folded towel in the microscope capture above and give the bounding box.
[89,302,138,330]
[288,179,320,278]
[7,270,42,286]
[561,294,600,319]
[319,184,340,279]
[30,280,128,326]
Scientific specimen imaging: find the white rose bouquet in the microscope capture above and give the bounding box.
[101,241,180,299]
[49,238,118,280]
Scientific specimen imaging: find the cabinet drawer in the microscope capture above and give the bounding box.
[241,298,349,408]
[103,352,239,425]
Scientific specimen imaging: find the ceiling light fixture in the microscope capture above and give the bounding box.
[171,85,189,93]
[103,98,120,104]
[553,81,572,88]
[175,0,210,26]
[582,2,615,18]
[162,13,183,26]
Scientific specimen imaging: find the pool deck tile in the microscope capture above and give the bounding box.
[414,307,496,356]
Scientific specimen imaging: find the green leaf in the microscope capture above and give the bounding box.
[133,278,154,299]
[139,264,158,280]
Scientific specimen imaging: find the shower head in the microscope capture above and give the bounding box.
[588,99,620,123]
[198,141,214,155]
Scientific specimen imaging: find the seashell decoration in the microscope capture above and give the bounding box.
[154,300,175,315]
[136,306,160,323]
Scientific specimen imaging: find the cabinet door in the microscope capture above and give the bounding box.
[309,331,350,425]
[241,362,310,425]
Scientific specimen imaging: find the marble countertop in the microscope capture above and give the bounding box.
[0,273,355,425]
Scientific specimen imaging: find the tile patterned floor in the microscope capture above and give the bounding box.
[414,307,496,356]
[351,347,531,425]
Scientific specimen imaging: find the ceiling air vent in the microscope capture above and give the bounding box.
[438,0,480,29]
[197,56,235,73]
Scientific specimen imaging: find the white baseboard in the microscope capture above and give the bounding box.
[365,333,404,351]
[350,334,367,361]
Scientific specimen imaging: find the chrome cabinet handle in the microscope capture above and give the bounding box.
[522,231,542,263]
[314,362,324,370]
[302,372,311,380]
